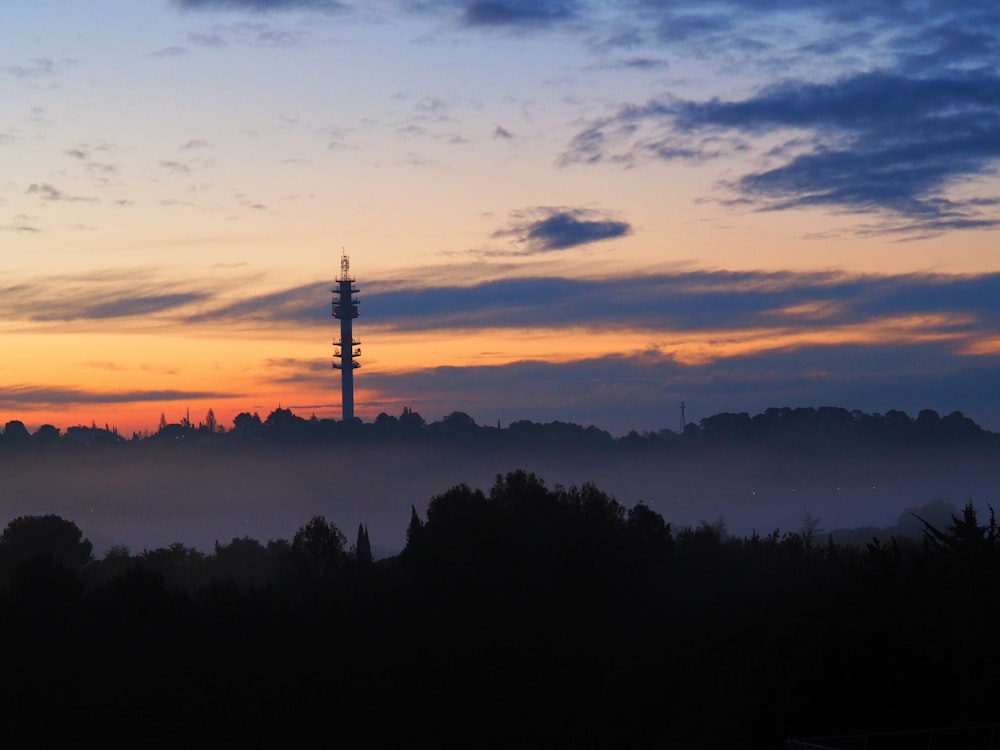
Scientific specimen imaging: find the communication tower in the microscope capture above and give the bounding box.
[332,253,361,421]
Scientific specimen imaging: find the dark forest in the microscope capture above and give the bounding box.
[1,407,999,747]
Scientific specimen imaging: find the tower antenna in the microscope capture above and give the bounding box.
[680,401,686,433]
[332,251,361,421]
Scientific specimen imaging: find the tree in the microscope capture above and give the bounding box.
[405,505,424,550]
[441,411,477,430]
[399,406,425,430]
[0,514,93,573]
[625,502,673,557]
[33,424,61,445]
[291,516,346,582]
[213,536,274,588]
[2,420,31,447]
[205,408,217,434]
[138,542,208,591]
[354,523,373,565]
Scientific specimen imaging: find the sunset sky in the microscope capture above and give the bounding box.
[3,0,1000,435]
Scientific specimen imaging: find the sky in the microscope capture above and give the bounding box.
[2,0,1000,436]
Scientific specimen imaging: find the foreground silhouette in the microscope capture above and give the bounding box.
[0,472,997,747]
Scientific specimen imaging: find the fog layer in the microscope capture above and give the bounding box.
[1,441,994,556]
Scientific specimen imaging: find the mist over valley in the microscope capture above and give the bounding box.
[1,407,994,557]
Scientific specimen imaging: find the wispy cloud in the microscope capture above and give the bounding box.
[184,281,327,326]
[8,266,999,349]
[26,183,99,203]
[171,0,347,11]
[149,45,188,58]
[0,385,236,408]
[3,57,76,80]
[0,270,216,323]
[0,222,40,233]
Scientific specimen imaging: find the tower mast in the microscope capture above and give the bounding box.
[332,252,361,421]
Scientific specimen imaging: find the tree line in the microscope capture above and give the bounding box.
[0,404,994,453]
[0,471,997,747]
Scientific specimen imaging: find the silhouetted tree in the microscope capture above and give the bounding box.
[32,424,60,445]
[6,553,83,632]
[232,410,263,440]
[212,536,275,588]
[290,516,346,583]
[399,406,425,430]
[2,419,31,448]
[265,406,306,437]
[138,542,209,591]
[353,524,373,565]
[625,502,674,564]
[85,544,133,588]
[433,411,478,435]
[0,514,93,574]
[405,505,424,550]
[373,412,399,432]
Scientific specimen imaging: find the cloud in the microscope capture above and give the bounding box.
[0,271,216,323]
[83,361,129,372]
[563,69,1000,231]
[161,263,1000,337]
[189,31,227,47]
[260,357,331,388]
[160,154,214,174]
[4,58,59,79]
[4,260,987,353]
[149,46,188,58]
[538,0,1000,234]
[616,57,669,71]
[0,223,40,233]
[0,385,236,408]
[493,207,633,252]
[26,183,99,203]
[171,0,347,11]
[357,269,1000,337]
[460,1,581,29]
[361,344,1000,434]
[160,160,193,174]
[18,290,210,322]
[185,282,328,326]
[493,125,514,139]
[8,266,999,401]
[653,11,730,44]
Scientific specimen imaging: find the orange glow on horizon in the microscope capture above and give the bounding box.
[0,309,986,435]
